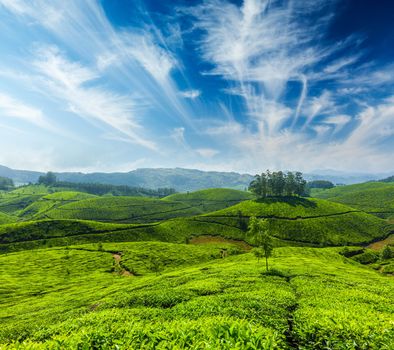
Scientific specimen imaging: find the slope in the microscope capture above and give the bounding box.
[18,191,98,220]
[191,197,391,246]
[37,196,203,223]
[164,188,255,212]
[313,182,394,219]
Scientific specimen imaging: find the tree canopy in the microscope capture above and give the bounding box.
[248,170,307,198]
[248,217,273,271]
[0,176,14,191]
[307,180,334,189]
[38,172,57,186]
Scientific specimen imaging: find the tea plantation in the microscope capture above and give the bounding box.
[0,185,393,349]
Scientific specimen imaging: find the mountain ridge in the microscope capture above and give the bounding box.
[0,164,391,192]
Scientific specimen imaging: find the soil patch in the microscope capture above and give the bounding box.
[368,234,394,251]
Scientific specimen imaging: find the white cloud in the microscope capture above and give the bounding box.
[179,90,201,99]
[322,114,351,132]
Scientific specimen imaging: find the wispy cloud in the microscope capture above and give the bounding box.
[0,92,51,129]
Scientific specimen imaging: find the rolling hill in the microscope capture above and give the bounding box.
[0,192,390,253]
[313,182,394,219]
[164,188,255,212]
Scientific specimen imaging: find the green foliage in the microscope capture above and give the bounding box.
[0,176,14,190]
[248,217,273,270]
[381,245,394,260]
[53,181,176,197]
[249,170,307,197]
[352,250,379,264]
[38,172,57,186]
[307,180,334,189]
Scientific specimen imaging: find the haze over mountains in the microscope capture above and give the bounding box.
[0,164,391,191]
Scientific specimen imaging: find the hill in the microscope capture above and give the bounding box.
[313,182,394,219]
[195,197,390,246]
[36,196,203,223]
[164,188,255,212]
[0,185,51,215]
[18,191,98,219]
[0,165,254,192]
[1,196,390,253]
[0,244,393,348]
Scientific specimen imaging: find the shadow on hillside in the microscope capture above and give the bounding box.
[255,196,317,208]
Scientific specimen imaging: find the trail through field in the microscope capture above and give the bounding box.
[368,234,394,251]
[112,252,133,276]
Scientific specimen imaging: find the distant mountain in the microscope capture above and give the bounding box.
[0,165,253,192]
[0,165,42,185]
[0,164,390,191]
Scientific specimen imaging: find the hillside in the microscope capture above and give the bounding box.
[193,197,391,246]
[0,185,50,215]
[36,196,203,223]
[313,182,394,219]
[0,244,393,348]
[0,195,390,253]
[0,211,15,225]
[164,188,255,212]
[18,191,98,219]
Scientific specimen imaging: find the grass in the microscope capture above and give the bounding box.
[0,244,393,349]
[313,182,394,218]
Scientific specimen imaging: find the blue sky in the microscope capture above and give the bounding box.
[0,0,393,174]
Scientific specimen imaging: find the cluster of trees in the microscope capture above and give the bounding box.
[248,170,307,197]
[307,180,334,189]
[0,176,14,191]
[37,172,176,197]
[38,172,57,186]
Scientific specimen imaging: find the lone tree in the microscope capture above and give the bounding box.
[248,217,273,271]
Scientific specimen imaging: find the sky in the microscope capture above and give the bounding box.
[0,0,393,174]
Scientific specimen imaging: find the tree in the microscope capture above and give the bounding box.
[284,172,296,196]
[38,172,57,186]
[0,176,14,190]
[252,247,265,263]
[248,217,273,271]
[248,174,262,197]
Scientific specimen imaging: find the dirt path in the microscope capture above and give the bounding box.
[368,234,394,251]
[112,253,133,276]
